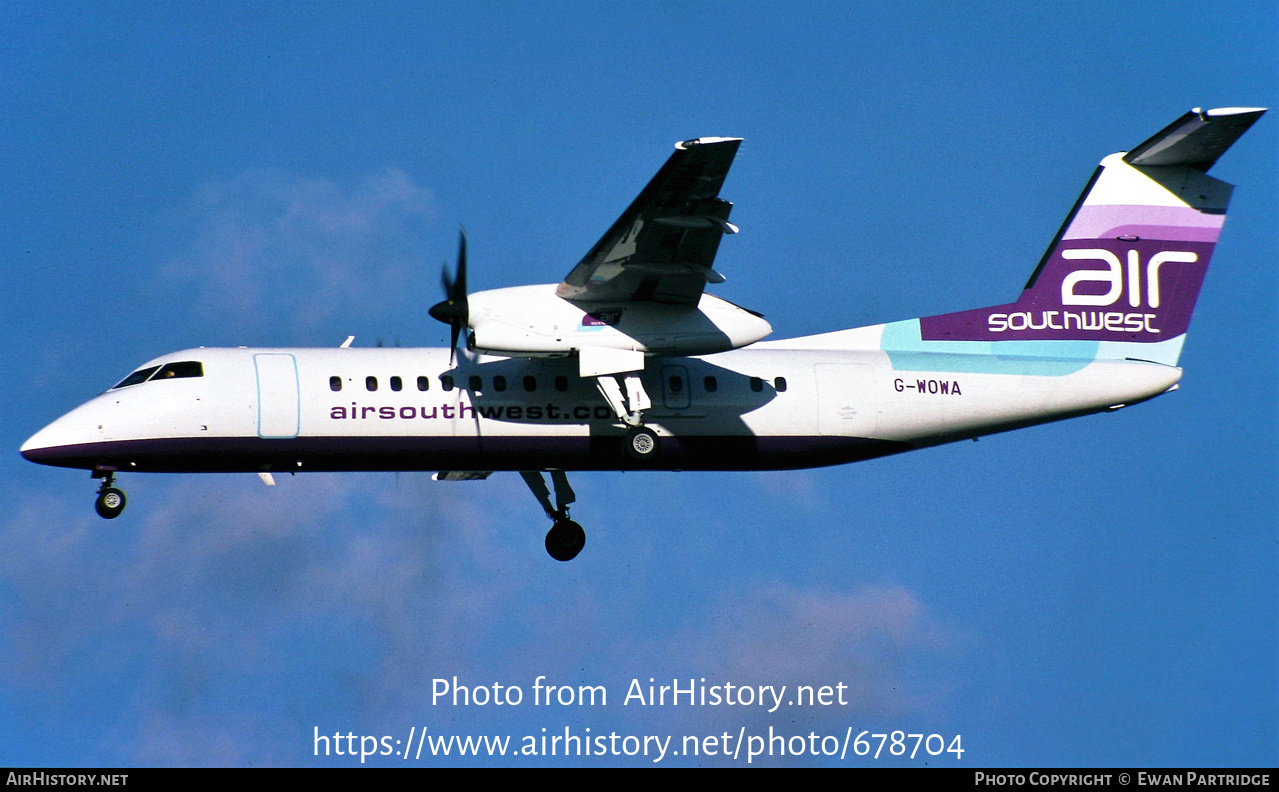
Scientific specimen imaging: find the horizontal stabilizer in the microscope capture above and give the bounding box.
[1124,107,1266,172]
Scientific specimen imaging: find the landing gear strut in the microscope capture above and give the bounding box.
[595,373,660,461]
[93,470,126,519]
[521,470,585,561]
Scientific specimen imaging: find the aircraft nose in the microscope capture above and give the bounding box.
[20,411,100,468]
[21,421,66,464]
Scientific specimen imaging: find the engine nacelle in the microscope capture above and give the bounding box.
[466,284,772,358]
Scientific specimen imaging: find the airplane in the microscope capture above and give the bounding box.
[20,107,1265,561]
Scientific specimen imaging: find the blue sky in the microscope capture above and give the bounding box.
[3,2,1275,767]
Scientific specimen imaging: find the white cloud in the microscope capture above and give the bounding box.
[1,474,955,765]
[685,584,941,703]
[161,168,435,343]
[748,470,824,511]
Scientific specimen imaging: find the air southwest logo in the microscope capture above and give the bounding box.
[987,248,1197,334]
[329,401,614,422]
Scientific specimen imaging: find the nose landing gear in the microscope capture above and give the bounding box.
[92,470,126,519]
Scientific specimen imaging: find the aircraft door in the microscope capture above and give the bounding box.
[815,363,879,437]
[661,365,691,409]
[254,353,300,439]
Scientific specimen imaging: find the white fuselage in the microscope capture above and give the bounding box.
[21,328,1182,475]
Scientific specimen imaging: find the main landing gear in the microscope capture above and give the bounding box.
[521,470,585,562]
[595,373,660,462]
[623,426,659,461]
[93,469,126,519]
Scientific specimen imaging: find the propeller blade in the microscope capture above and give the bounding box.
[428,226,471,368]
[440,266,454,299]
[454,227,467,301]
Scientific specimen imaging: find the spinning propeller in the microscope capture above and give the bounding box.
[428,228,469,364]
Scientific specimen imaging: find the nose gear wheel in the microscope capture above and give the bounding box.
[93,471,126,519]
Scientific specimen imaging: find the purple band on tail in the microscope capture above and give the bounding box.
[921,237,1213,342]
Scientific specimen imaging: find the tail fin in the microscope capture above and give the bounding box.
[919,107,1265,366]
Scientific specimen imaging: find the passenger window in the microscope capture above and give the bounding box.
[154,361,204,380]
[494,375,507,392]
[555,375,568,392]
[523,375,537,392]
[469,375,482,392]
[750,376,763,393]
[441,374,454,391]
[390,376,402,392]
[668,375,683,394]
[704,376,718,393]
[774,376,787,392]
[112,366,161,389]
[366,376,378,392]
[417,375,430,391]
[330,376,342,392]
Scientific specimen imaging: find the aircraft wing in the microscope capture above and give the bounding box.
[556,137,742,306]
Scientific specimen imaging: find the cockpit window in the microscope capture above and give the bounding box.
[110,361,203,389]
[112,366,161,389]
[154,361,204,380]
